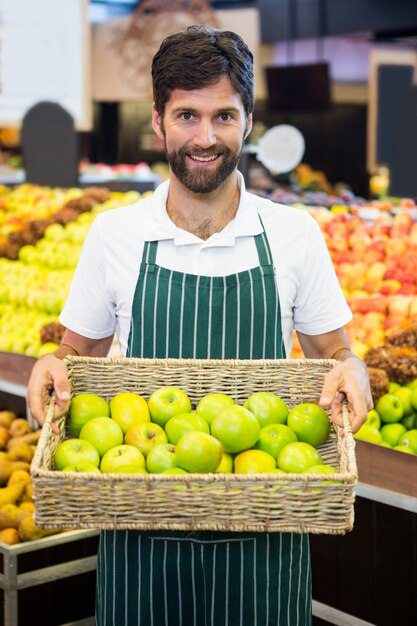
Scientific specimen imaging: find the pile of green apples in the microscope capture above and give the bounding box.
[355,379,417,453]
[54,388,338,478]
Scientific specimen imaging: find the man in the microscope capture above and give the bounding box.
[28,25,372,626]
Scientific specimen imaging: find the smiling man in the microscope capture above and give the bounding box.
[27,25,372,625]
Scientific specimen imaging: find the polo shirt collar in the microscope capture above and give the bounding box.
[142,172,263,247]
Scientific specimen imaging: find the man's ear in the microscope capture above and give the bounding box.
[244,113,253,140]
[152,104,164,140]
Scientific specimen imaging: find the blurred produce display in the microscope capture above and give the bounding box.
[0,173,416,361]
[0,184,140,357]
[0,409,63,545]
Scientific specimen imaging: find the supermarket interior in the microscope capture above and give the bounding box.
[1,1,417,625]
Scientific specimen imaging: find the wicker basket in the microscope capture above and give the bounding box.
[31,356,358,534]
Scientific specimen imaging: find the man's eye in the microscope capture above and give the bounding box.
[219,113,232,122]
[181,113,194,121]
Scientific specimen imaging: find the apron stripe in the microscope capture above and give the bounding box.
[225,541,230,626]
[207,277,213,359]
[150,538,154,625]
[165,270,173,359]
[152,266,161,358]
[178,274,186,358]
[266,533,270,625]
[191,541,197,626]
[287,533,294,625]
[193,276,200,358]
[124,533,128,625]
[253,534,257,624]
[222,277,227,359]
[248,269,254,359]
[177,541,182,626]
[278,532,282,625]
[261,269,268,358]
[163,540,168,625]
[137,535,142,626]
[236,272,241,359]
[211,544,217,626]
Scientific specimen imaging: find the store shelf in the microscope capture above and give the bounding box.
[0,352,35,398]
[355,438,417,499]
[0,530,99,626]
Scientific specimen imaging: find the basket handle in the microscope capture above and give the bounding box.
[340,402,358,479]
[30,392,56,475]
[341,402,353,434]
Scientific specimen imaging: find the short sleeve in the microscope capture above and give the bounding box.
[293,214,352,335]
[59,217,116,339]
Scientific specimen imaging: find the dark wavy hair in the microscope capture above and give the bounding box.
[152,25,254,117]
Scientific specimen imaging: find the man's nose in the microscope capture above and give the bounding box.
[194,120,216,148]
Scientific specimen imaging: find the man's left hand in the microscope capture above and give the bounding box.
[318,357,373,433]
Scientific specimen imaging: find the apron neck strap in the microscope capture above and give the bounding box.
[144,240,158,265]
[254,216,273,266]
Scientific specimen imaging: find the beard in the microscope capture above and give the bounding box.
[165,141,243,193]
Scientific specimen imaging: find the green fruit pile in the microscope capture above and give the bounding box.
[354,378,417,454]
[53,389,336,477]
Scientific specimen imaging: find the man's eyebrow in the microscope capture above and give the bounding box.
[170,106,241,115]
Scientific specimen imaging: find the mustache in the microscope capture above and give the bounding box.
[178,144,226,157]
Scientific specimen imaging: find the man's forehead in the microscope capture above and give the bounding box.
[166,76,244,109]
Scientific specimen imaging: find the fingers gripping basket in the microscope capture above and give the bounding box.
[31,357,358,534]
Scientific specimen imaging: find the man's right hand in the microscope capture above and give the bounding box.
[26,354,71,430]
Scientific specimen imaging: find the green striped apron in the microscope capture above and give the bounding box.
[96,224,312,626]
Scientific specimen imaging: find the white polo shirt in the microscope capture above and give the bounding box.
[60,173,352,356]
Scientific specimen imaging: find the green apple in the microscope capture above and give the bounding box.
[165,413,210,445]
[146,443,178,473]
[255,424,298,460]
[380,423,406,447]
[277,442,323,473]
[162,467,188,474]
[303,464,337,475]
[68,393,110,437]
[389,382,401,393]
[411,387,417,412]
[243,392,288,428]
[354,424,383,444]
[124,422,167,457]
[393,445,416,455]
[392,387,414,416]
[100,444,146,473]
[79,417,124,457]
[375,393,404,423]
[62,462,101,473]
[54,439,100,471]
[401,414,416,430]
[196,393,235,427]
[234,449,276,474]
[175,431,223,473]
[107,465,147,474]
[109,392,150,434]
[148,387,192,428]
[366,409,381,429]
[405,378,417,390]
[214,452,234,473]
[287,403,331,447]
[211,405,260,454]
[302,464,340,489]
[398,429,417,454]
